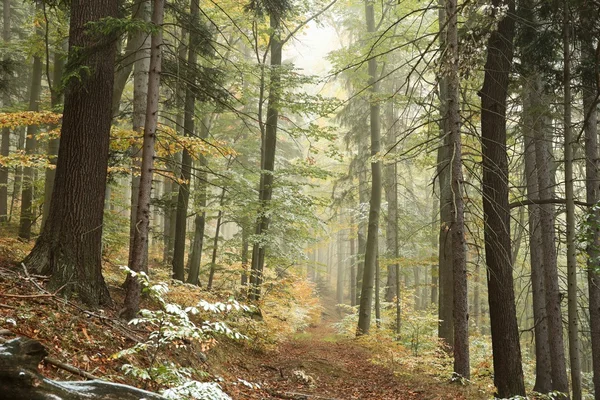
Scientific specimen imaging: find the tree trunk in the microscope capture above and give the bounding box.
[248,13,283,301]
[187,118,210,285]
[563,2,581,397]
[356,0,382,336]
[444,0,469,378]
[581,0,600,394]
[19,3,43,239]
[9,128,25,222]
[122,0,164,321]
[23,0,118,308]
[349,222,356,307]
[437,0,454,350]
[383,104,398,303]
[336,213,344,305]
[207,188,226,290]
[523,74,552,393]
[172,0,200,281]
[356,143,368,305]
[128,0,151,269]
[0,0,11,222]
[42,44,66,227]
[480,0,525,396]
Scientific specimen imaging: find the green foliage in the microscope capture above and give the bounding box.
[113,268,250,398]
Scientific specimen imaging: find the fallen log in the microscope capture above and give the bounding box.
[0,336,166,399]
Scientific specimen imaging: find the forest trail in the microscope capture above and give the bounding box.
[221,294,473,400]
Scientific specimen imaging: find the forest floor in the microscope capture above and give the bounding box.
[0,246,490,400]
[217,295,489,400]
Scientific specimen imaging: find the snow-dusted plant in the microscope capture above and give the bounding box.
[113,267,252,397]
[162,381,232,400]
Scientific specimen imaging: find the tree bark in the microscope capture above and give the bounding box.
[128,0,151,270]
[437,0,454,350]
[349,219,357,307]
[19,1,44,239]
[523,74,552,393]
[122,0,164,321]
[248,13,283,301]
[563,2,581,397]
[444,0,469,378]
[581,0,600,394]
[42,44,66,227]
[0,0,11,222]
[383,103,398,303]
[480,0,525,396]
[187,118,210,285]
[207,188,226,290]
[22,0,118,307]
[356,0,382,336]
[172,0,200,281]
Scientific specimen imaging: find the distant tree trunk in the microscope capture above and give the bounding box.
[523,74,552,393]
[431,195,438,306]
[128,0,151,267]
[248,13,283,301]
[241,219,249,286]
[534,73,569,399]
[356,0,382,336]
[172,0,200,281]
[0,0,11,222]
[42,45,66,227]
[122,0,163,320]
[19,3,43,239]
[582,12,600,396]
[9,129,25,222]
[383,103,398,303]
[480,0,525,396]
[23,0,118,307]
[563,2,581,397]
[336,213,344,304]
[437,0,454,350]
[356,145,368,305]
[207,188,226,290]
[187,118,210,285]
[375,254,381,328]
[349,220,357,307]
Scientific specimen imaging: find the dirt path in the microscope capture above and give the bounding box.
[220,302,472,400]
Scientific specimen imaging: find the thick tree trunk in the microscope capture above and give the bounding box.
[437,0,453,350]
[248,14,282,301]
[480,0,525,396]
[356,145,368,305]
[0,0,11,222]
[356,0,382,336]
[172,0,200,281]
[19,5,43,239]
[563,3,581,397]
[23,0,118,307]
[122,0,163,321]
[523,75,552,393]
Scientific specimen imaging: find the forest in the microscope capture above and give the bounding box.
[0,0,599,399]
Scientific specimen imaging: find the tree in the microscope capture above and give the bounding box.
[172,0,200,282]
[444,0,469,378]
[356,0,382,336]
[0,0,11,222]
[437,0,454,350]
[23,0,119,307]
[480,0,526,396]
[18,0,43,239]
[563,1,581,397]
[122,0,164,321]
[248,7,284,301]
